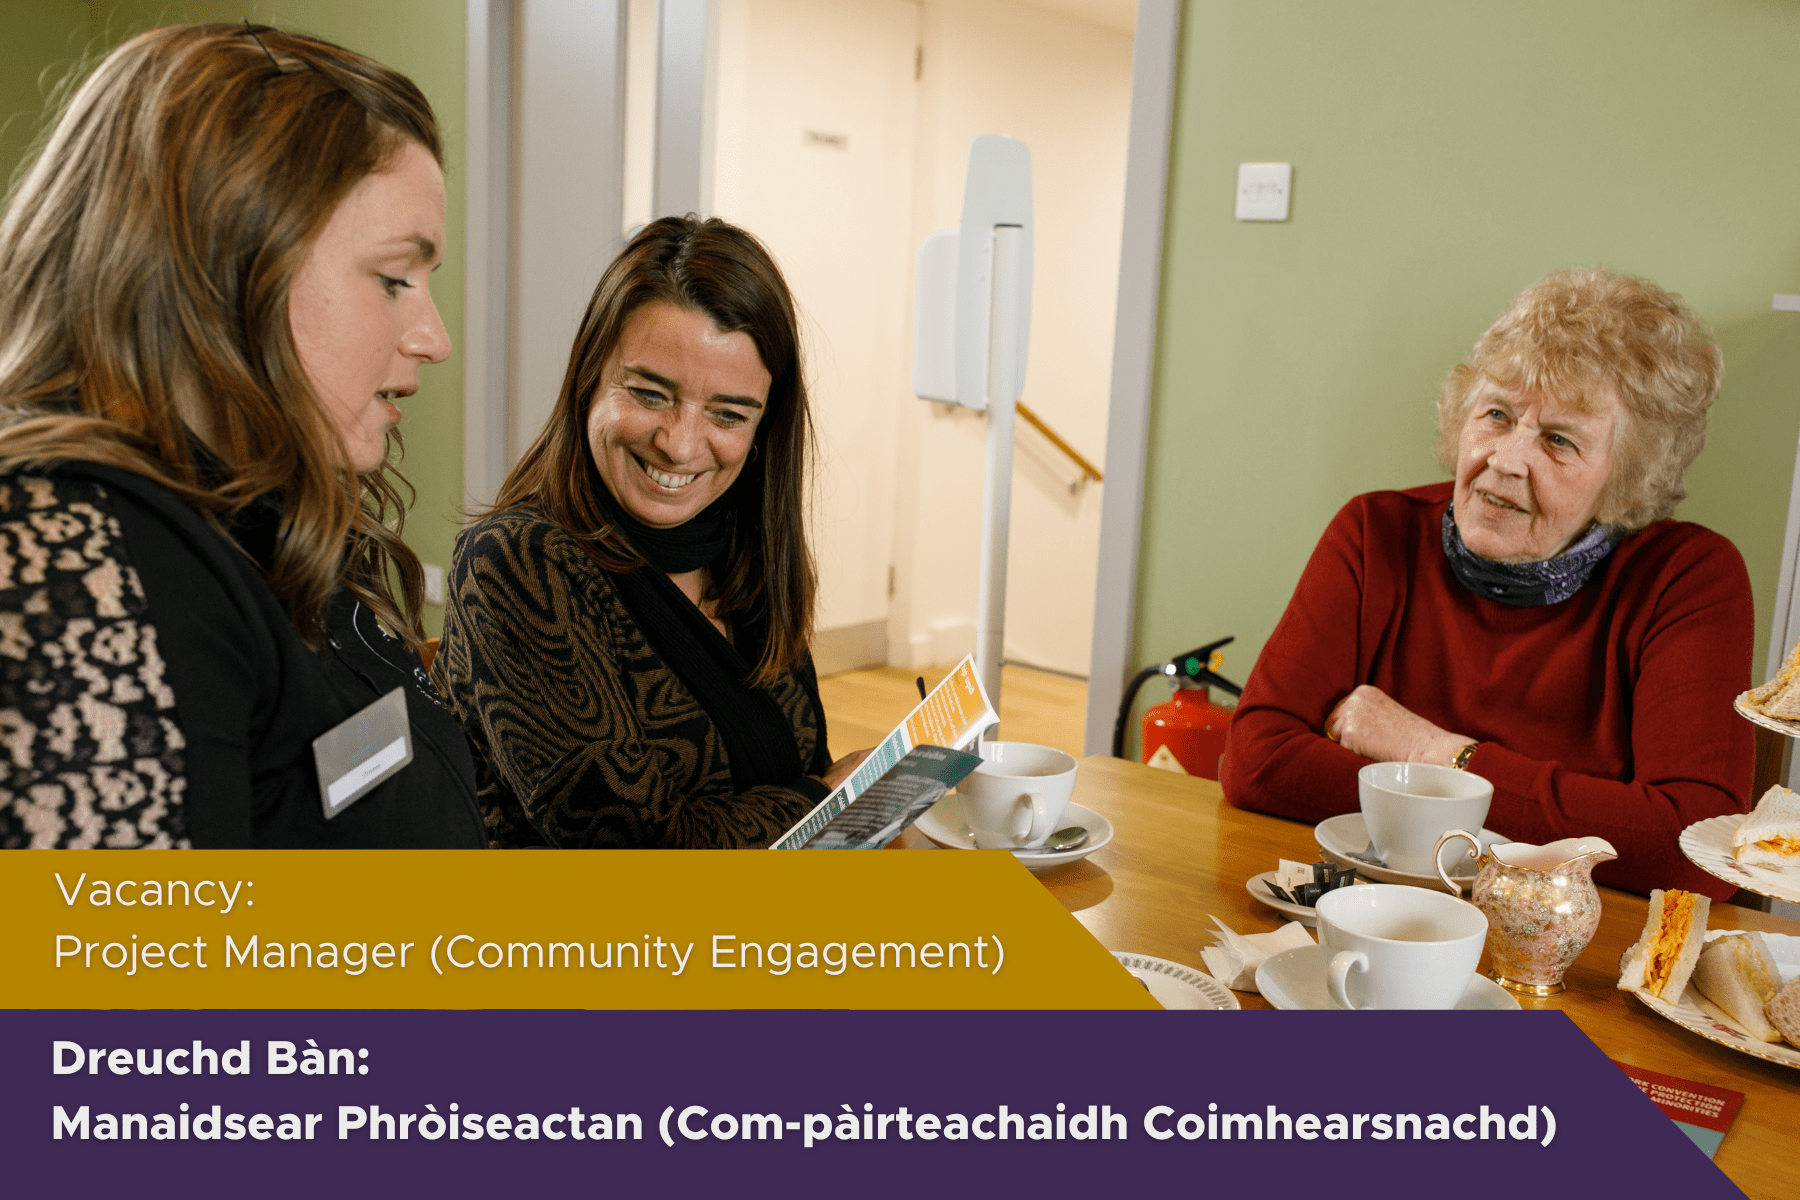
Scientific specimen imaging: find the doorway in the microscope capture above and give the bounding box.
[705,0,1136,681]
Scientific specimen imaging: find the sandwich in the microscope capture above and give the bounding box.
[1767,976,1800,1050]
[1733,785,1800,869]
[1617,888,1710,1000]
[1745,641,1800,719]
[1689,932,1783,1042]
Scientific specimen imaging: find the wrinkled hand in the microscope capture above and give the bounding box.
[1323,685,1472,766]
[818,748,874,792]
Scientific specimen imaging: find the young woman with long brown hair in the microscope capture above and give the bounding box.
[0,24,485,847]
[433,216,869,847]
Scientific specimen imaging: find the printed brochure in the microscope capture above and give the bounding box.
[773,655,997,849]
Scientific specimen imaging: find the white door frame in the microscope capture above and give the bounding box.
[1081,0,1184,755]
[653,0,714,217]
[463,0,511,508]
[464,0,630,503]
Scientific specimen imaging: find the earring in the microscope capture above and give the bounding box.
[748,443,760,463]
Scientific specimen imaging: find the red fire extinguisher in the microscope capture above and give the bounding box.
[1112,637,1242,780]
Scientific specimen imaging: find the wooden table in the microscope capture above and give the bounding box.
[896,755,1799,1198]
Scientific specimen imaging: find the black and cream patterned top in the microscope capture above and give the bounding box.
[0,464,486,849]
[430,507,832,848]
[0,474,189,847]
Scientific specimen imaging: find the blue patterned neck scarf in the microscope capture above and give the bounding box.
[1441,506,1619,608]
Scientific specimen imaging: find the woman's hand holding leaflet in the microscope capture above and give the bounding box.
[818,748,874,792]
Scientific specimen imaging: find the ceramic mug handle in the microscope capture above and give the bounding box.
[1010,792,1055,847]
[1435,829,1481,896]
[1325,950,1370,1010]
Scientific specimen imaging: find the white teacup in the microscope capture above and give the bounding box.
[1358,761,1493,875]
[956,742,1077,850]
[1316,883,1488,1010]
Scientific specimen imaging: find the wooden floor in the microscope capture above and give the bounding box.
[816,663,1090,758]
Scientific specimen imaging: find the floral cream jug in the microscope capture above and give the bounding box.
[1435,830,1618,996]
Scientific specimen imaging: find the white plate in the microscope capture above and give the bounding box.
[1678,812,1800,905]
[1631,930,1800,1070]
[1255,945,1521,1011]
[1112,952,1240,1010]
[1314,813,1510,892]
[1244,870,1366,928]
[912,798,1113,870]
[1733,693,1800,739]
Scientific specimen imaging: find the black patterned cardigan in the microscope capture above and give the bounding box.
[0,467,485,848]
[430,507,833,848]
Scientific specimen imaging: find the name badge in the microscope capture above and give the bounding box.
[312,687,414,820]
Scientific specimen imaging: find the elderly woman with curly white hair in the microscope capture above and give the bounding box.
[1220,267,1752,899]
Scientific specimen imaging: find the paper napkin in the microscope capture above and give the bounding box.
[1200,916,1315,992]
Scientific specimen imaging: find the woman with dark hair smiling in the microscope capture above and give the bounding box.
[433,216,869,848]
[1220,268,1753,899]
[0,24,484,847]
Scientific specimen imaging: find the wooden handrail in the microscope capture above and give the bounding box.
[1015,401,1103,482]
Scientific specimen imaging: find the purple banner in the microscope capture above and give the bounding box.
[1,1010,1741,1198]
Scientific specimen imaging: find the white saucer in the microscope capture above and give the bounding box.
[1254,945,1521,1011]
[913,798,1113,870]
[1245,871,1371,927]
[1112,952,1239,1010]
[1245,871,1323,927]
[1314,813,1510,892]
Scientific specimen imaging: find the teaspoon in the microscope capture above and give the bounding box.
[1014,826,1089,855]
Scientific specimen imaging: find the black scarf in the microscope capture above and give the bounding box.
[598,484,734,572]
[591,480,805,790]
[1441,506,1619,608]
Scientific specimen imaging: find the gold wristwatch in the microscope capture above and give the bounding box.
[1451,742,1479,771]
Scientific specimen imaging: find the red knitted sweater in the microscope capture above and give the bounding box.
[1219,482,1754,900]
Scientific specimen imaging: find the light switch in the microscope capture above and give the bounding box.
[1235,162,1292,221]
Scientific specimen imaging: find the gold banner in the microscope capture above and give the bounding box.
[3,851,1156,1010]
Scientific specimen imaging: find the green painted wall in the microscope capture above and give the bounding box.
[0,0,466,634]
[1134,0,1800,737]
[0,2,92,194]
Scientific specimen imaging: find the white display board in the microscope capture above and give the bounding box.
[1756,369,1800,916]
[1765,425,1800,694]
[910,136,1034,713]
